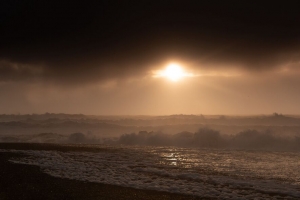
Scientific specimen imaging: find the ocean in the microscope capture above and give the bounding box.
[1,144,299,199]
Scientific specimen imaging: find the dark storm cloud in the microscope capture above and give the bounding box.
[1,1,300,83]
[0,60,44,82]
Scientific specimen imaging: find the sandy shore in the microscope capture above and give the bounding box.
[0,143,209,200]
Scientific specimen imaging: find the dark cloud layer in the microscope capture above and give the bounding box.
[1,1,300,84]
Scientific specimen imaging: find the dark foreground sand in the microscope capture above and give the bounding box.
[0,143,209,200]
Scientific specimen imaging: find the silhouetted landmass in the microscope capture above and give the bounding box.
[0,113,300,150]
[118,128,300,151]
[1,113,300,126]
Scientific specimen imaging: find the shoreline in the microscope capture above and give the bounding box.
[0,143,208,200]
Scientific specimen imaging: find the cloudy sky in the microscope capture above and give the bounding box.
[1,1,300,115]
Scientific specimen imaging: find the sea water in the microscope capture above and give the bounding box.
[1,145,300,199]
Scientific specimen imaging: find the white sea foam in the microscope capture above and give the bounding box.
[1,145,300,199]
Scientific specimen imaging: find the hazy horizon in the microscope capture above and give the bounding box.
[1,112,300,117]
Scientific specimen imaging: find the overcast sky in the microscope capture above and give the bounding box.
[1,1,300,115]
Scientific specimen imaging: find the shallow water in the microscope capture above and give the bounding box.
[1,145,300,199]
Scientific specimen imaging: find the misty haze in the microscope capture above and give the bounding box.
[1,1,300,200]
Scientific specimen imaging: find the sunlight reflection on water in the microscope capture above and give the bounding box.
[149,146,300,184]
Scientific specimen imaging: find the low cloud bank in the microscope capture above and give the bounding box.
[119,128,300,151]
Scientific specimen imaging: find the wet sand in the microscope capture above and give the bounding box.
[0,143,208,200]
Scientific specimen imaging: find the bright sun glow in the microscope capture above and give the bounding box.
[154,63,194,82]
[163,64,184,81]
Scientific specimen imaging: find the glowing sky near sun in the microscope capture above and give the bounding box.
[153,63,195,82]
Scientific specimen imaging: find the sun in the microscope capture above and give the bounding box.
[162,64,184,81]
[154,63,193,82]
